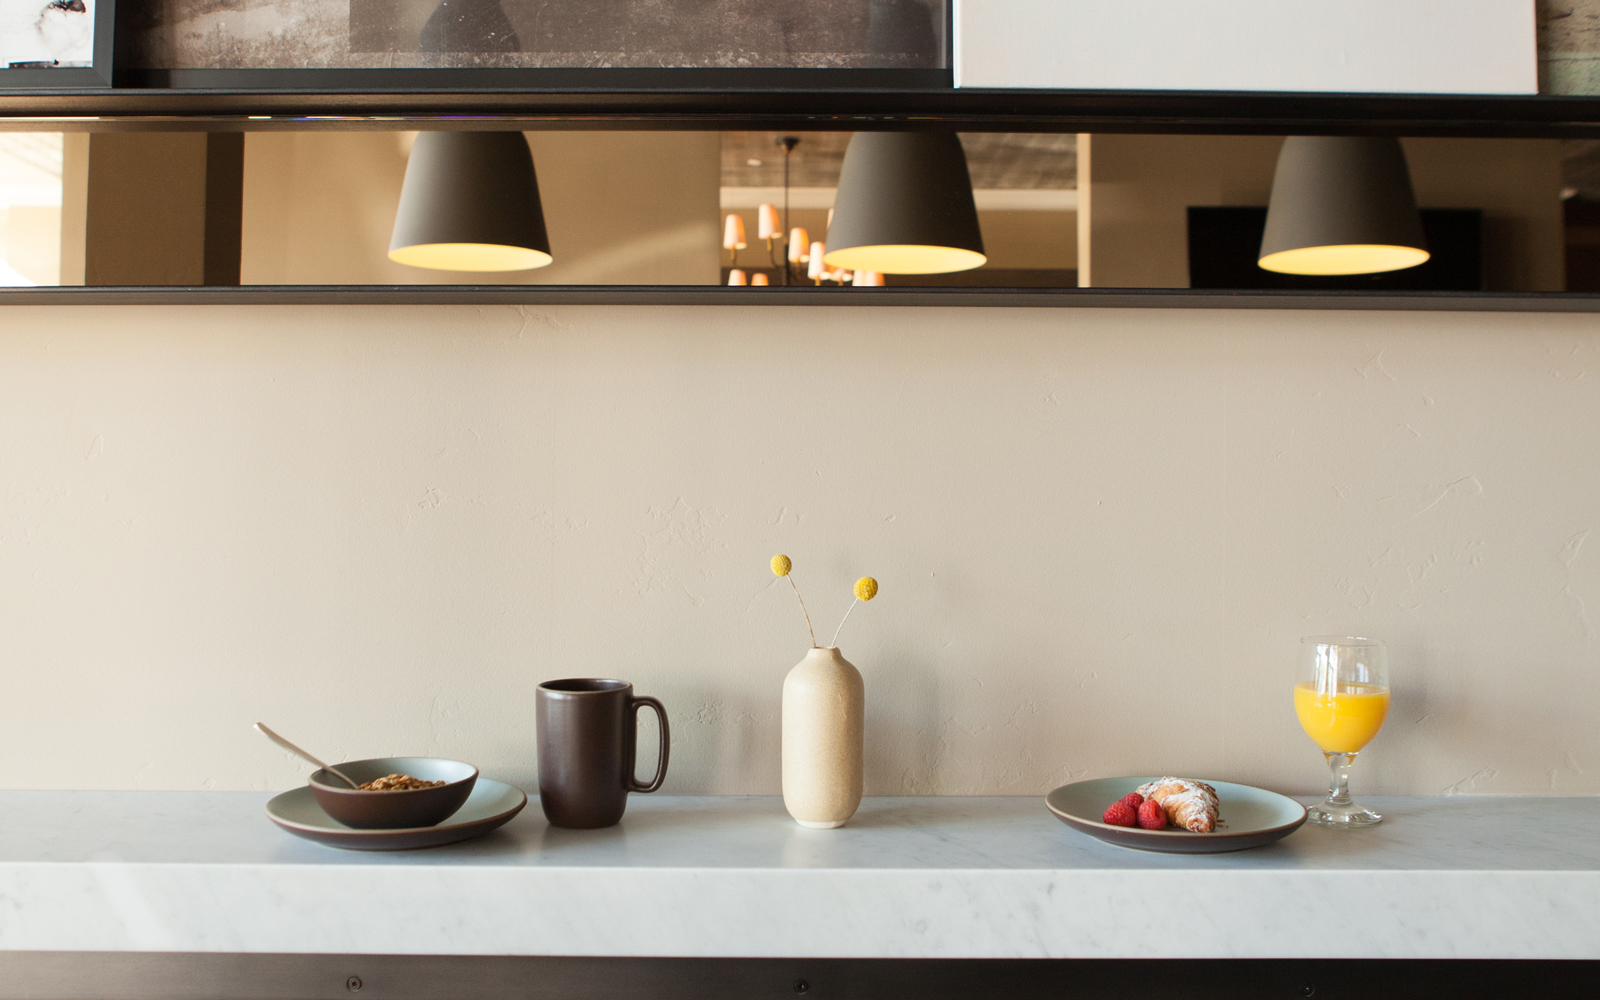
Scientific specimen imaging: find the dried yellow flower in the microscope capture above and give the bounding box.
[854,577,879,601]
[771,554,815,644]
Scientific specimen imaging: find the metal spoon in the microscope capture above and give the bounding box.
[253,723,360,789]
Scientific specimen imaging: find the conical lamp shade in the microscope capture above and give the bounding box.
[389,131,552,271]
[1258,136,1428,276]
[723,214,747,250]
[823,132,986,275]
[757,204,781,240]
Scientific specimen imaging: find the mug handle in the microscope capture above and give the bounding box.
[629,696,670,793]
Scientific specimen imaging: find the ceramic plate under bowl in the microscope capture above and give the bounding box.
[267,778,527,851]
[1046,777,1307,854]
[309,756,478,830]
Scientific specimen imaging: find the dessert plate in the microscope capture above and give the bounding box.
[1046,777,1306,854]
[266,778,527,851]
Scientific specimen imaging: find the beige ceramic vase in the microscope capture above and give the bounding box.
[781,646,865,828]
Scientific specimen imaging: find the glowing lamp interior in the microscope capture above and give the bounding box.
[822,244,986,275]
[388,242,553,272]
[1258,244,1429,276]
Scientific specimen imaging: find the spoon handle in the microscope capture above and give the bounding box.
[253,723,360,789]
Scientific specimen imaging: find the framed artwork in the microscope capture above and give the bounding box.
[121,0,946,86]
[0,0,112,86]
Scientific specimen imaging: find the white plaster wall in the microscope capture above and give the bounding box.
[1,303,1597,798]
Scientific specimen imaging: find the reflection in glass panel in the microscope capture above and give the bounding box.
[228,130,1076,287]
[719,132,1076,287]
[28,130,1600,293]
[240,131,727,284]
[1081,135,1563,292]
[0,134,62,286]
[128,0,946,70]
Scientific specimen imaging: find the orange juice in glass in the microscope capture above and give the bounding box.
[1297,637,1389,828]
[1294,682,1390,753]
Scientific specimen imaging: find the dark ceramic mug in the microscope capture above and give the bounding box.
[536,678,670,829]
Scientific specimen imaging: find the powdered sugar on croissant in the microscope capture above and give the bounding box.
[1135,778,1219,832]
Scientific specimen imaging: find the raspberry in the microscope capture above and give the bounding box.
[1102,801,1137,827]
[1120,792,1144,810]
[1137,799,1168,830]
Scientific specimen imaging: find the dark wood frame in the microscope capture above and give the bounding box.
[0,953,1593,1000]
[2,286,1599,311]
[5,87,1600,138]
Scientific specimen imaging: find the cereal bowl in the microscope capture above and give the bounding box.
[308,757,478,830]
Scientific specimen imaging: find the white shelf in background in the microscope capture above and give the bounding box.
[954,0,1537,95]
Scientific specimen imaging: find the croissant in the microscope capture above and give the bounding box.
[1135,777,1219,832]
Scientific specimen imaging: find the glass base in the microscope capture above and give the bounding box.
[1307,800,1383,828]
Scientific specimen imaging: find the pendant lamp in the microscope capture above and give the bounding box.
[1258,136,1428,276]
[723,214,747,252]
[807,242,827,283]
[389,131,552,271]
[823,132,985,275]
[787,228,810,264]
[757,204,782,242]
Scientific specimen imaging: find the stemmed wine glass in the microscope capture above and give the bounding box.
[1295,636,1390,828]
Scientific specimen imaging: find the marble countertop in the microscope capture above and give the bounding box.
[1,793,1595,959]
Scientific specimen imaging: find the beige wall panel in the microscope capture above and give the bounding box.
[237,131,301,286]
[242,132,415,285]
[0,302,1597,799]
[1087,135,1283,289]
[58,133,87,286]
[1086,135,1563,291]
[977,211,1076,269]
[84,134,208,286]
[242,132,720,286]
[525,131,720,286]
[10,206,61,286]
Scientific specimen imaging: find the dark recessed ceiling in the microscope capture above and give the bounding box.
[722,131,1076,189]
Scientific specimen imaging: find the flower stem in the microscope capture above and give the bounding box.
[789,576,817,647]
[831,598,859,648]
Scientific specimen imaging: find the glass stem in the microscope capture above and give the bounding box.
[1324,752,1355,805]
